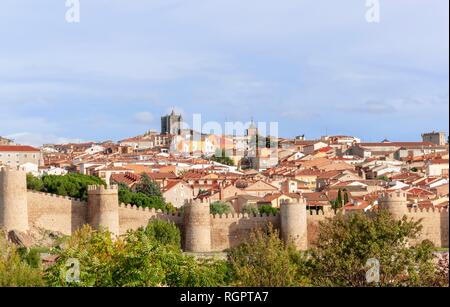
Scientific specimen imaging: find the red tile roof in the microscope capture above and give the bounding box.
[319,146,333,153]
[359,142,435,147]
[0,145,40,152]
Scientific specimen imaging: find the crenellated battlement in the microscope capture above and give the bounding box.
[1,166,27,173]
[210,212,280,219]
[27,190,85,204]
[407,207,449,214]
[308,208,336,216]
[87,184,118,193]
[118,203,182,217]
[380,190,408,202]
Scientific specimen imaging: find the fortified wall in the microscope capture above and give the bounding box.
[0,168,448,252]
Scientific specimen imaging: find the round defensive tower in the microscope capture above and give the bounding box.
[280,197,307,250]
[87,185,119,236]
[0,167,29,232]
[184,198,211,253]
[379,190,409,220]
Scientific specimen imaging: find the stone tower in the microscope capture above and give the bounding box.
[379,190,409,219]
[87,185,119,236]
[0,167,29,232]
[184,198,211,253]
[161,110,183,135]
[280,198,307,250]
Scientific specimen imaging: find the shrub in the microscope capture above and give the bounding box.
[142,220,181,248]
[45,223,230,287]
[308,210,440,287]
[0,235,44,287]
[210,201,233,215]
[227,224,308,287]
[241,204,259,216]
[258,205,279,216]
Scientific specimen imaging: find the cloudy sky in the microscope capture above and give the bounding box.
[0,0,448,146]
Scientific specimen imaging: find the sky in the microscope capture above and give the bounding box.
[0,0,448,146]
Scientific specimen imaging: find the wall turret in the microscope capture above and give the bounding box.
[87,185,119,236]
[0,167,29,232]
[184,198,211,252]
[280,198,307,250]
[379,190,409,219]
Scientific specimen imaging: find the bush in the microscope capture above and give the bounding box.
[227,224,308,287]
[308,210,440,287]
[241,204,259,216]
[165,202,177,214]
[210,201,233,215]
[45,223,230,287]
[0,235,44,286]
[143,220,181,248]
[210,149,235,166]
[258,205,279,216]
[17,247,49,269]
[162,254,231,287]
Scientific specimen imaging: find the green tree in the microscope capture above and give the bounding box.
[227,224,309,287]
[258,205,279,216]
[211,149,235,166]
[118,175,173,211]
[329,189,345,213]
[343,190,349,204]
[143,220,181,248]
[118,185,133,204]
[26,173,44,191]
[210,201,233,215]
[308,210,441,287]
[336,189,343,206]
[36,173,106,201]
[134,173,162,198]
[45,223,230,287]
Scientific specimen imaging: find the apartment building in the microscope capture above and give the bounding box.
[0,145,42,168]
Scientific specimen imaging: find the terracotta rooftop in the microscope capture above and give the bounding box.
[359,142,436,147]
[0,145,40,152]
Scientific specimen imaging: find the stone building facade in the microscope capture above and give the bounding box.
[0,145,42,168]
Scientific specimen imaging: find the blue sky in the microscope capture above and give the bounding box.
[0,0,448,146]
